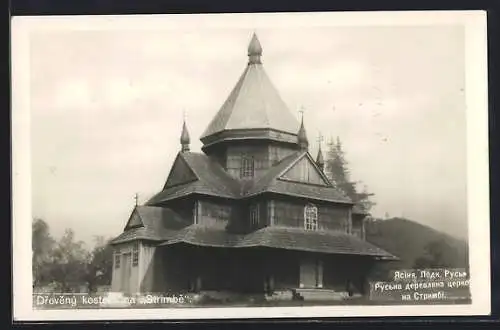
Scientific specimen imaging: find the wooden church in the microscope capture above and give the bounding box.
[110,33,395,299]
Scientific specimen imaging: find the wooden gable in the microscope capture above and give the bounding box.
[280,154,329,186]
[124,208,143,230]
[164,154,198,189]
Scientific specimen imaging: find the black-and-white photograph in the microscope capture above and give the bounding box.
[12,11,490,320]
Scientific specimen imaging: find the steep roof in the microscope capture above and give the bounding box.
[147,152,241,205]
[200,34,299,141]
[110,206,189,245]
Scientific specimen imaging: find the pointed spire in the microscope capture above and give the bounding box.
[134,193,139,207]
[297,109,309,151]
[248,33,263,65]
[316,133,325,170]
[180,112,190,152]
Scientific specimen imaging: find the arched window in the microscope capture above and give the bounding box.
[304,204,318,231]
[240,156,255,178]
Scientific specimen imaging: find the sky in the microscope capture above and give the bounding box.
[26,15,469,244]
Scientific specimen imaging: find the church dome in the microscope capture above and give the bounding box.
[200,33,300,150]
[247,33,263,62]
[297,116,309,150]
[180,120,190,152]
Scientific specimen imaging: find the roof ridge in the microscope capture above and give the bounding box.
[242,151,302,196]
[275,151,308,179]
[201,66,251,139]
[302,152,335,187]
[178,152,203,180]
[123,207,143,231]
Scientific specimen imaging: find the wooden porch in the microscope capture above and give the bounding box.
[154,244,376,299]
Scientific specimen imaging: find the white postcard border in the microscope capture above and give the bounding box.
[11,10,490,320]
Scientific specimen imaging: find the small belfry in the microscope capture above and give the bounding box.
[180,116,190,153]
[297,110,309,151]
[248,32,263,65]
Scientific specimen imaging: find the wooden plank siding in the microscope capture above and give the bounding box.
[280,156,328,186]
[198,199,232,227]
[226,143,272,179]
[272,199,351,232]
[352,214,367,240]
[206,140,298,180]
[110,241,141,294]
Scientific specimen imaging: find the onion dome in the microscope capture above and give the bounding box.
[180,120,190,152]
[248,33,263,64]
[297,115,309,150]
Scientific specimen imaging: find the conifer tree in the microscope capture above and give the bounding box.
[325,136,375,213]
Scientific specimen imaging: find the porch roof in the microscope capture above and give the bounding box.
[110,206,188,245]
[158,225,397,259]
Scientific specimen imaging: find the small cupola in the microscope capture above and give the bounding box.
[248,33,263,65]
[297,114,309,151]
[180,119,190,153]
[316,135,325,171]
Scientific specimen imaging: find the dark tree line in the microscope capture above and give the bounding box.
[32,218,113,293]
[413,239,466,270]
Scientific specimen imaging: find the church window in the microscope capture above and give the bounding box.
[114,253,121,269]
[132,242,139,267]
[304,204,318,231]
[240,156,255,178]
[250,204,260,227]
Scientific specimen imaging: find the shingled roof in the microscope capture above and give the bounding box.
[200,33,299,142]
[240,226,393,258]
[147,151,352,206]
[157,224,396,259]
[147,152,241,205]
[111,208,394,258]
[110,206,189,245]
[244,152,351,203]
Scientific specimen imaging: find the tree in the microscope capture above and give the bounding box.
[47,229,91,292]
[32,218,55,286]
[32,220,115,293]
[83,236,114,293]
[413,240,459,269]
[325,136,375,212]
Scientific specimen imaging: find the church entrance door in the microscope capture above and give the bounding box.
[299,257,323,288]
[121,253,132,294]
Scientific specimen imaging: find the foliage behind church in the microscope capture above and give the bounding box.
[32,218,113,293]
